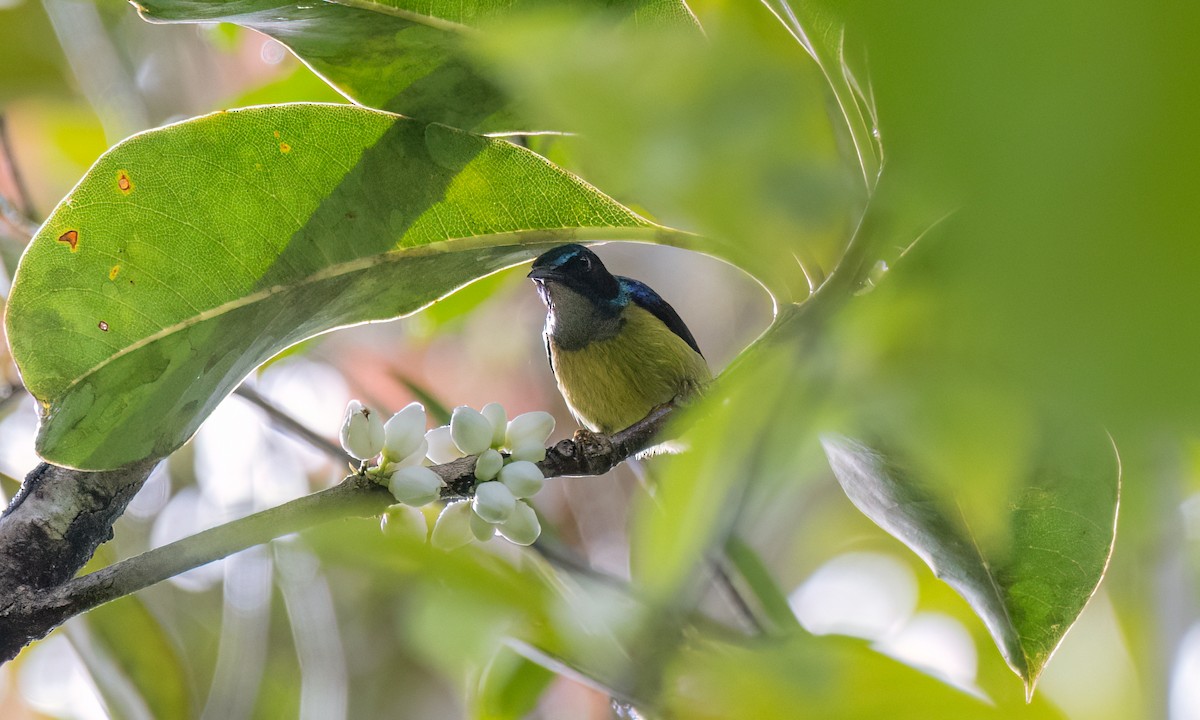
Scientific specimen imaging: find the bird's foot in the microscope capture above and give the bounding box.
[572,428,615,475]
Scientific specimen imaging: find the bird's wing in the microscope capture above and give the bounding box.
[618,277,704,357]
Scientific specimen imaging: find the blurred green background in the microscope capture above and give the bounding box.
[1,0,1198,718]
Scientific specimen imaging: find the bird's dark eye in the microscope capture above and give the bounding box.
[579,254,592,271]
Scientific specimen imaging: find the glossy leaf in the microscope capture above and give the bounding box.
[821,429,1120,694]
[6,102,663,470]
[135,0,698,132]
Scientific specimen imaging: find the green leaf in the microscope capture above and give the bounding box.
[134,0,698,132]
[758,0,882,191]
[821,428,1120,695]
[6,102,664,470]
[470,3,855,303]
[71,596,194,720]
[472,646,555,720]
[666,634,1067,720]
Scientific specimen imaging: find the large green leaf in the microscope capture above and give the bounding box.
[6,102,665,470]
[134,0,698,132]
[821,428,1120,695]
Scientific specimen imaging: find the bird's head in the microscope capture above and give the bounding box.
[528,244,625,348]
[528,244,622,313]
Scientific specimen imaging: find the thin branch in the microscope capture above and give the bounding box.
[0,400,685,661]
[0,193,38,240]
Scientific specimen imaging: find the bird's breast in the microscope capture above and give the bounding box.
[547,305,710,434]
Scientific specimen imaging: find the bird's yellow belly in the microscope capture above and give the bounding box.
[549,306,711,433]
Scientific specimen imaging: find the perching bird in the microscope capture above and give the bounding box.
[528,244,711,434]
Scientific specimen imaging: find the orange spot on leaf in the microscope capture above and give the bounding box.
[98,320,109,332]
[273,130,280,138]
[117,170,133,194]
[109,265,120,280]
[279,142,291,154]
[57,230,79,252]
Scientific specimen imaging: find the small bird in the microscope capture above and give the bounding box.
[528,244,711,435]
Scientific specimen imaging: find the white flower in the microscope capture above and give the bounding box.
[431,502,475,551]
[383,402,426,462]
[451,406,493,456]
[469,509,496,541]
[387,465,443,507]
[391,438,429,468]
[505,411,555,450]
[472,481,516,523]
[380,504,428,541]
[509,442,546,463]
[499,461,544,499]
[340,400,384,461]
[474,448,504,481]
[498,501,541,546]
[425,425,464,464]
[481,402,507,448]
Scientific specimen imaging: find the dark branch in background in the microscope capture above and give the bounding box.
[0,115,39,238]
[233,384,349,462]
[0,401,684,663]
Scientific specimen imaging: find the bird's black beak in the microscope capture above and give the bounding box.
[527,266,561,282]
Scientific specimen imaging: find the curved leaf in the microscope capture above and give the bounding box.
[134,0,698,132]
[821,429,1120,695]
[6,102,662,470]
[472,646,555,720]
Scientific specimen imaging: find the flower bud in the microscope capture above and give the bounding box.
[426,426,464,464]
[383,402,426,462]
[505,411,555,450]
[392,438,429,468]
[498,501,541,546]
[431,502,474,551]
[509,442,546,463]
[469,508,496,541]
[481,402,507,448]
[380,504,428,541]
[499,460,545,499]
[474,448,504,481]
[340,400,384,461]
[388,465,443,507]
[472,481,516,523]
[451,406,493,456]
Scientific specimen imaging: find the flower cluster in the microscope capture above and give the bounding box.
[340,400,554,549]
